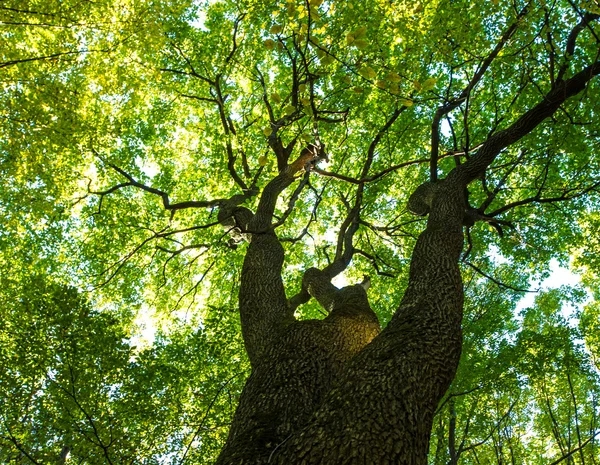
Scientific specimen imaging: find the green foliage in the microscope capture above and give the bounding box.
[430,284,600,464]
[0,277,247,463]
[1,0,600,462]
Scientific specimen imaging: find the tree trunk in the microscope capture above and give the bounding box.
[216,61,600,464]
[217,173,465,464]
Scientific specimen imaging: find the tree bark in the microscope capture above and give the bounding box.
[270,181,465,465]
[216,149,381,464]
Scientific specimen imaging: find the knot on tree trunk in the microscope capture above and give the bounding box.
[407,181,439,216]
[218,204,253,248]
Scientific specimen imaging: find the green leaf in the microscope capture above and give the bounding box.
[421,77,437,91]
[353,39,369,49]
[353,26,368,39]
[359,66,377,79]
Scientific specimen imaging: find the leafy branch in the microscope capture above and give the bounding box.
[463,261,536,293]
[486,178,600,217]
[91,162,225,218]
[429,3,532,182]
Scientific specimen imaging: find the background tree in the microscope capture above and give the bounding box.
[1,0,600,463]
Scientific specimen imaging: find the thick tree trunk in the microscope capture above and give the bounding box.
[216,149,381,464]
[269,182,465,465]
[217,177,465,464]
[216,62,600,464]
[217,281,381,464]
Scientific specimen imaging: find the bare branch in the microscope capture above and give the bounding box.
[328,192,361,278]
[214,77,249,191]
[360,107,405,180]
[93,222,220,288]
[159,67,214,84]
[280,179,324,244]
[177,92,219,105]
[359,217,419,239]
[312,167,361,184]
[158,222,222,238]
[288,178,363,312]
[93,227,168,288]
[487,179,600,217]
[271,171,311,229]
[155,243,210,257]
[167,42,215,86]
[478,150,528,212]
[354,249,396,278]
[255,63,305,170]
[0,49,96,68]
[434,385,484,416]
[169,260,216,313]
[314,152,455,185]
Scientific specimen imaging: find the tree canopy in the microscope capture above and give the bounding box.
[1,0,600,463]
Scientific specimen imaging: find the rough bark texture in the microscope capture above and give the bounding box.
[269,181,465,465]
[218,281,380,464]
[215,61,600,464]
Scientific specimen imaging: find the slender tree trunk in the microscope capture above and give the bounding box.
[449,399,458,465]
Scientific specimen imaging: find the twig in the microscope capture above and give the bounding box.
[178,373,242,465]
[464,261,535,293]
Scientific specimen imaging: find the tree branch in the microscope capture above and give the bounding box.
[167,42,215,86]
[360,107,404,180]
[238,145,324,364]
[556,12,600,82]
[2,422,41,465]
[93,222,220,288]
[0,49,95,68]
[223,13,245,66]
[487,179,600,217]
[464,261,535,293]
[354,249,396,278]
[288,181,364,312]
[313,152,455,185]
[48,366,115,465]
[478,150,528,213]
[92,161,226,216]
[214,76,249,191]
[548,430,600,465]
[430,3,531,181]
[178,374,241,465]
[453,60,600,186]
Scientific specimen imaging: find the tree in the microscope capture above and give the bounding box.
[1,0,600,463]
